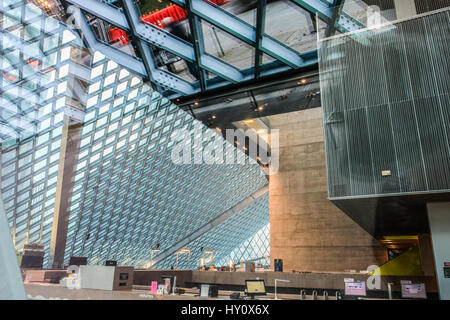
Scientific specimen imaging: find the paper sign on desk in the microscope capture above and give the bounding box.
[151,281,158,294]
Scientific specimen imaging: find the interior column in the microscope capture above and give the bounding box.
[427,202,450,300]
[394,0,417,19]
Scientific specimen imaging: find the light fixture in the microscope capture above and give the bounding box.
[203,249,214,265]
[194,101,199,106]
[257,105,264,111]
[212,115,216,119]
[149,247,161,269]
[298,78,307,85]
[176,248,191,270]
[244,119,254,124]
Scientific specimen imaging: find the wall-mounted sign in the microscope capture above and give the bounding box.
[444,267,450,278]
[381,170,392,176]
[345,282,367,296]
[151,281,158,294]
[344,278,354,283]
[401,283,427,299]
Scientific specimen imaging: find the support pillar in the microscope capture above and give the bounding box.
[269,108,388,272]
[418,233,436,277]
[49,117,82,269]
[394,0,417,19]
[427,202,450,300]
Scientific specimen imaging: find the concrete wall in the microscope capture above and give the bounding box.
[394,0,417,19]
[268,108,388,272]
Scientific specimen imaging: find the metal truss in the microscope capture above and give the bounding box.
[64,0,363,98]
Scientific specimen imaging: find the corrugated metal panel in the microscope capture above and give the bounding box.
[319,10,450,199]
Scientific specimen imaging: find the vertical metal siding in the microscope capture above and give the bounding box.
[320,10,450,198]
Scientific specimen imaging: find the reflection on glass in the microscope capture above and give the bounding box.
[1,0,269,270]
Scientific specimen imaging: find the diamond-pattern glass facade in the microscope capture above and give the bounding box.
[1,0,270,269]
[0,0,80,144]
[1,0,81,266]
[216,224,270,269]
[155,193,269,270]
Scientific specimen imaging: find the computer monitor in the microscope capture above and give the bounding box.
[344,282,367,297]
[69,256,88,266]
[199,284,218,298]
[245,280,266,296]
[105,260,117,266]
[20,256,44,269]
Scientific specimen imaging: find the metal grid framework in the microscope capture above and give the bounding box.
[0,0,81,144]
[1,0,271,269]
[0,0,82,266]
[216,223,270,268]
[64,0,364,98]
[155,193,269,270]
[64,49,268,266]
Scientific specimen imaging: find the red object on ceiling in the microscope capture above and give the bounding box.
[108,0,227,46]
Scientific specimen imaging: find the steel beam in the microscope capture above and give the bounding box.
[120,0,195,61]
[68,5,196,95]
[290,0,365,32]
[186,0,207,91]
[150,185,269,267]
[67,6,147,77]
[290,0,334,20]
[65,0,129,30]
[121,0,197,94]
[185,0,305,68]
[69,0,243,85]
[254,0,267,79]
[66,0,322,97]
[324,0,344,38]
